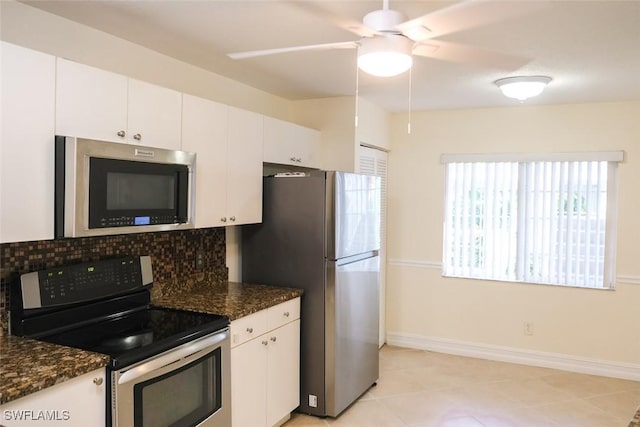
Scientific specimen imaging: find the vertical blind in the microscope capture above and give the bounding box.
[442,152,622,289]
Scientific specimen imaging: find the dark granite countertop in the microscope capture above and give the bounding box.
[153,281,303,321]
[0,280,300,406]
[0,335,109,405]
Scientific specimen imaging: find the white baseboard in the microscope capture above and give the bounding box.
[386,332,640,382]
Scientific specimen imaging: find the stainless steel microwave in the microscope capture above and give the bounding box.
[55,136,196,238]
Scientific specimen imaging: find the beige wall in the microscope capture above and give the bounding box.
[293,96,389,171]
[0,1,291,120]
[387,101,640,366]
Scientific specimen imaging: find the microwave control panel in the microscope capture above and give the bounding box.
[18,256,153,309]
[97,215,184,228]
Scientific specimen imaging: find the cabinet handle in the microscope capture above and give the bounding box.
[117,130,126,138]
[296,158,302,163]
[220,217,227,223]
[229,216,236,222]
[133,133,142,141]
[262,340,269,346]
[283,312,290,317]
[290,157,296,162]
[93,377,103,386]
[270,336,277,342]
[246,327,253,333]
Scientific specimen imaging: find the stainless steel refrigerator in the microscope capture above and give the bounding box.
[242,170,381,418]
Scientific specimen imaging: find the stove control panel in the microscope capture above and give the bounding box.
[19,256,153,309]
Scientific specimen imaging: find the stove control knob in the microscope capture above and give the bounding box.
[93,377,104,386]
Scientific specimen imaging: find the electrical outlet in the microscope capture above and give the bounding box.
[195,250,204,270]
[524,322,534,336]
[308,395,318,408]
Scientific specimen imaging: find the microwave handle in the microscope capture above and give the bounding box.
[117,330,228,385]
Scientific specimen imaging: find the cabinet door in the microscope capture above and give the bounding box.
[0,368,105,427]
[226,107,263,225]
[266,319,301,426]
[263,117,321,168]
[1,42,55,243]
[55,58,128,143]
[231,337,267,427]
[181,94,229,228]
[128,79,182,149]
[295,125,321,168]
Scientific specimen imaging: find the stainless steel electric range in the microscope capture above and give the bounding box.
[10,255,231,427]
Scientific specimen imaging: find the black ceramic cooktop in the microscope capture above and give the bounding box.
[41,306,229,369]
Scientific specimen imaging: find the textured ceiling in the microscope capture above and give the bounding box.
[21,0,640,112]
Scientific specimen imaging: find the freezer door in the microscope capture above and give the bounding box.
[325,253,380,417]
[329,172,381,260]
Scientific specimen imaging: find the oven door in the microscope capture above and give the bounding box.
[112,329,230,427]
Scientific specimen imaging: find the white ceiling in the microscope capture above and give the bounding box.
[22,0,640,112]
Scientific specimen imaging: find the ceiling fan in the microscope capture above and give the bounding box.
[227,0,538,77]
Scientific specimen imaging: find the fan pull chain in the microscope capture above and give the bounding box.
[354,50,360,128]
[407,64,413,134]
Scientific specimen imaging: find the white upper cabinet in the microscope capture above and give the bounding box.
[1,42,56,243]
[182,96,263,227]
[226,107,263,225]
[181,94,229,228]
[56,58,182,149]
[263,116,321,168]
[55,58,128,143]
[127,78,182,149]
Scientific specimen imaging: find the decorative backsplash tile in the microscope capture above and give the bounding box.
[0,228,227,333]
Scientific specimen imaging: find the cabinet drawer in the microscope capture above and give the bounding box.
[230,309,268,348]
[267,298,300,331]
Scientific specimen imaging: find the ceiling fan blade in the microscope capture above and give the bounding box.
[282,1,377,38]
[398,0,548,40]
[413,40,529,71]
[228,41,358,60]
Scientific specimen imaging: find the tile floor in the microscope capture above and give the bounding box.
[283,345,640,427]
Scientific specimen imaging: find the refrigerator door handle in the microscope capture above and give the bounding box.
[334,250,379,266]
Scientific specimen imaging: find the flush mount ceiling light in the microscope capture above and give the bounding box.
[495,76,552,101]
[357,35,414,77]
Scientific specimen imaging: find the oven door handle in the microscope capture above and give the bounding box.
[118,330,228,385]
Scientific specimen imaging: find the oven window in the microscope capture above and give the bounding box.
[134,348,222,427]
[107,172,176,210]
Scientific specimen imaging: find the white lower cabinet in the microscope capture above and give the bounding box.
[0,368,106,427]
[231,298,300,427]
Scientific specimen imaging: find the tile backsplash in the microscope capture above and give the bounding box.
[0,228,227,333]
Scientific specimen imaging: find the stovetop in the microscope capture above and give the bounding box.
[40,306,229,369]
[10,256,229,370]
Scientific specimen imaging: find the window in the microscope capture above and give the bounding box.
[442,152,623,289]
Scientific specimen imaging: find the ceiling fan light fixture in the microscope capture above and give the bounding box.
[495,76,552,101]
[357,35,413,77]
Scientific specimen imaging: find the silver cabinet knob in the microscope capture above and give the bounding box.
[220,217,227,223]
[283,312,290,317]
[270,336,277,342]
[229,216,236,222]
[117,130,126,138]
[93,377,103,386]
[133,133,142,141]
[246,327,253,333]
[262,340,268,346]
